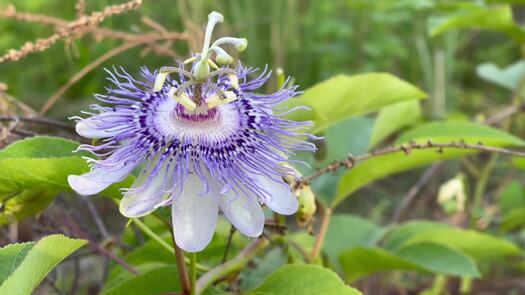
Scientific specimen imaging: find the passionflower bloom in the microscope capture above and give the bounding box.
[68,12,316,252]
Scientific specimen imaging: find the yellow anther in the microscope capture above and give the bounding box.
[228,73,239,90]
[184,57,197,64]
[154,72,169,92]
[207,59,220,70]
[168,87,196,111]
[206,91,237,109]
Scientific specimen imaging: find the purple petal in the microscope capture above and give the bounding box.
[120,156,170,218]
[256,175,298,215]
[172,173,219,252]
[219,188,265,237]
[69,159,138,196]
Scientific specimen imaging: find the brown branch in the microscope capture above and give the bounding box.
[298,140,525,187]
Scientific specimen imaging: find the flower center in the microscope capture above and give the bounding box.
[154,97,240,144]
[175,102,218,122]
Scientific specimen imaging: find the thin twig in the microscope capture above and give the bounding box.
[222,225,236,263]
[61,214,139,275]
[196,238,269,294]
[485,102,525,125]
[297,140,525,187]
[83,198,111,239]
[391,163,443,223]
[0,116,73,130]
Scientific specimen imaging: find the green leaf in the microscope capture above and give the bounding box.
[396,242,480,278]
[240,248,288,290]
[0,136,132,199]
[369,100,422,147]
[382,221,451,251]
[323,214,385,269]
[476,61,525,90]
[339,247,422,281]
[285,73,426,133]
[0,136,89,160]
[395,121,525,146]
[333,121,525,207]
[339,243,480,281]
[398,228,521,258]
[0,234,86,294]
[250,264,361,295]
[429,5,525,41]
[101,266,181,295]
[0,190,56,224]
[498,181,525,214]
[501,207,525,231]
[0,243,34,283]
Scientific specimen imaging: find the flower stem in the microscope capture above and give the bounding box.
[174,242,191,295]
[190,253,197,295]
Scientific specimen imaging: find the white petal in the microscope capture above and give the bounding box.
[76,115,124,138]
[69,160,138,196]
[256,175,298,215]
[120,157,170,218]
[219,188,265,237]
[172,174,219,252]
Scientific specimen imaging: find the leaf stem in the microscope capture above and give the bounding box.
[132,218,172,252]
[196,238,269,294]
[311,201,332,261]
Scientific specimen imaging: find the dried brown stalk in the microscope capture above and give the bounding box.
[0,0,143,63]
[39,31,187,114]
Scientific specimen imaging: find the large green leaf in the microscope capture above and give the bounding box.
[0,235,86,295]
[429,5,525,41]
[333,121,525,207]
[369,100,422,147]
[339,242,480,281]
[0,136,132,199]
[339,247,422,281]
[285,73,426,133]
[381,221,451,251]
[101,266,180,295]
[250,264,361,295]
[398,228,521,258]
[0,136,89,160]
[396,242,480,278]
[323,214,385,269]
[395,121,525,146]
